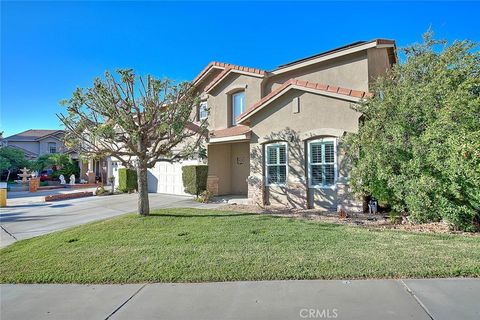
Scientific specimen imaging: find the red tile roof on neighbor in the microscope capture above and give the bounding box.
[204,64,266,93]
[237,79,372,123]
[209,125,251,139]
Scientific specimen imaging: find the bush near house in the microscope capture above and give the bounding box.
[182,165,208,196]
[118,168,138,192]
[346,32,480,231]
[31,153,80,181]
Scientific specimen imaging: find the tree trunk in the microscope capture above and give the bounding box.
[137,165,150,216]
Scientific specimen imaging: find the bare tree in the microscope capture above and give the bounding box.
[58,69,207,215]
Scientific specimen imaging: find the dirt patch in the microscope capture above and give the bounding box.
[217,204,478,236]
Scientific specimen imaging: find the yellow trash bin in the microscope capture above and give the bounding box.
[0,182,7,207]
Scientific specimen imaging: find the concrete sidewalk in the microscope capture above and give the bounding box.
[1,279,479,320]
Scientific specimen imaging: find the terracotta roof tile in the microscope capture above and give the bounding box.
[237,79,371,123]
[338,87,351,95]
[204,64,266,93]
[192,61,228,85]
[327,85,339,93]
[209,125,251,138]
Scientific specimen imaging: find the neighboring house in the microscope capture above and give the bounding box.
[192,39,397,211]
[3,129,67,159]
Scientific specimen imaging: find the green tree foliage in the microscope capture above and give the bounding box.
[0,147,31,181]
[58,69,207,215]
[346,32,480,231]
[31,153,79,179]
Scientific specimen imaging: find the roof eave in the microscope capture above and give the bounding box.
[205,69,266,93]
[270,39,396,75]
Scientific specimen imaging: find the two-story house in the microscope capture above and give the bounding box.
[3,129,67,159]
[193,39,396,211]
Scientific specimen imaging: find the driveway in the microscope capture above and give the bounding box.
[0,191,221,248]
[1,279,479,320]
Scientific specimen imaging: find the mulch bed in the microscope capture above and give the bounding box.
[217,204,479,236]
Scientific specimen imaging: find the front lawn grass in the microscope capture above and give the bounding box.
[1,208,479,283]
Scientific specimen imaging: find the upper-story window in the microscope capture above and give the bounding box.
[231,91,245,126]
[199,101,208,121]
[48,142,57,154]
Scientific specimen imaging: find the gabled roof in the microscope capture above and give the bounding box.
[192,62,229,86]
[204,64,266,93]
[4,129,64,142]
[237,79,371,124]
[192,39,396,88]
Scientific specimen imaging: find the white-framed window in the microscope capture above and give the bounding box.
[48,142,57,154]
[308,138,337,188]
[231,91,245,126]
[199,101,208,120]
[265,142,288,186]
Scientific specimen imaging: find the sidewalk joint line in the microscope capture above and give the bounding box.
[104,284,147,320]
[1,225,17,240]
[399,279,435,320]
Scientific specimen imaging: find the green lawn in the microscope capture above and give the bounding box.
[1,208,479,283]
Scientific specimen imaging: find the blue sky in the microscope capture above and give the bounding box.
[1,1,479,137]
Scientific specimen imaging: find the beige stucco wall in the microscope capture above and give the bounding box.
[266,51,369,94]
[367,48,392,89]
[207,141,250,195]
[248,90,361,209]
[230,142,250,195]
[207,73,264,130]
[208,143,232,195]
[250,90,360,136]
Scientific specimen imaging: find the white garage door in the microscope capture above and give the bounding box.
[113,160,200,196]
[148,161,186,195]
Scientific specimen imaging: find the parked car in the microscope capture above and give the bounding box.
[40,169,54,182]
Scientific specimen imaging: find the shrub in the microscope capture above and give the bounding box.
[197,190,213,203]
[345,31,480,231]
[182,165,208,196]
[118,168,137,193]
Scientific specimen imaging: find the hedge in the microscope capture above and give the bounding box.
[118,168,137,193]
[182,165,208,196]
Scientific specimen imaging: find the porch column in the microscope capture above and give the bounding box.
[106,157,113,185]
[86,159,96,184]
